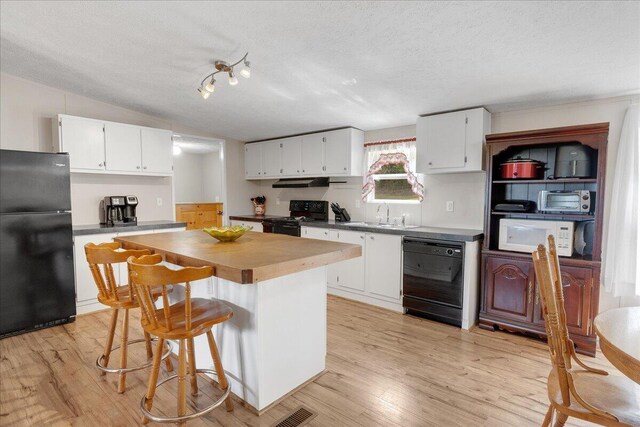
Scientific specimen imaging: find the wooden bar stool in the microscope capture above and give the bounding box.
[128,254,234,425]
[84,242,173,393]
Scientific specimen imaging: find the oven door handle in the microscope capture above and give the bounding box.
[277,224,299,229]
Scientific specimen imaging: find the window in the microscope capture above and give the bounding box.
[362,138,424,203]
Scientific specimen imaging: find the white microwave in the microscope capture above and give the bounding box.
[499,219,575,257]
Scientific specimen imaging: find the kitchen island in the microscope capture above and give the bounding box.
[115,230,361,413]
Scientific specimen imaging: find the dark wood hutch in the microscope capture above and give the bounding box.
[480,123,608,356]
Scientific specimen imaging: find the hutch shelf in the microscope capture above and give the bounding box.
[479,123,609,356]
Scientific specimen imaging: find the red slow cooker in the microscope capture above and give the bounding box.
[500,158,545,179]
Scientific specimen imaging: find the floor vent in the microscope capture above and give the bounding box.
[271,406,317,427]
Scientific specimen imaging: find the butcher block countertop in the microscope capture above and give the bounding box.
[115,229,361,284]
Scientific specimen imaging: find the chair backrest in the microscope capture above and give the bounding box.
[127,254,214,333]
[547,235,575,353]
[532,238,573,406]
[84,242,151,303]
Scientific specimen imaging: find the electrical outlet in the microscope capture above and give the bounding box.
[157,197,163,206]
[355,199,361,209]
[446,201,454,212]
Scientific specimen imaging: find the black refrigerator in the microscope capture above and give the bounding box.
[0,149,76,338]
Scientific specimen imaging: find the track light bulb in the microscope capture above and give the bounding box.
[198,87,210,99]
[205,78,215,93]
[228,70,238,86]
[240,61,251,78]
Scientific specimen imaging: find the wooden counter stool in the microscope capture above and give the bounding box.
[128,254,234,425]
[84,242,173,394]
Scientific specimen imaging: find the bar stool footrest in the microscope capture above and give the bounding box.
[140,368,231,423]
[96,338,173,374]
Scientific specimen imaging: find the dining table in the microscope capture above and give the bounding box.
[593,306,640,384]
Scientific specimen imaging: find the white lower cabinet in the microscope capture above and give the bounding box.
[301,226,329,240]
[73,233,118,306]
[328,230,365,292]
[229,220,263,232]
[302,226,402,311]
[72,227,185,314]
[364,233,402,301]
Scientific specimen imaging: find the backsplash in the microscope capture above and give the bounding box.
[252,172,485,230]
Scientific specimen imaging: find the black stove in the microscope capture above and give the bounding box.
[267,200,329,236]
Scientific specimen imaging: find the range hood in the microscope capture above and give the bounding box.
[272,177,330,188]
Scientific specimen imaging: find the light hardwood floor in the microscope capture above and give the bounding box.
[0,295,616,426]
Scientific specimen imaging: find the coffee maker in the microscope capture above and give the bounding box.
[123,195,138,224]
[100,196,126,226]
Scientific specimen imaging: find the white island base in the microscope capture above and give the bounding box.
[177,266,328,413]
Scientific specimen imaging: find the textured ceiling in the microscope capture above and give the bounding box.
[1,1,639,141]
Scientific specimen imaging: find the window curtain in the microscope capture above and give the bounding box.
[361,137,424,201]
[603,104,640,297]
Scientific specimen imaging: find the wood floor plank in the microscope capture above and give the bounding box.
[0,295,616,426]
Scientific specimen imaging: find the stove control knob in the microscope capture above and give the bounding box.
[446,249,454,256]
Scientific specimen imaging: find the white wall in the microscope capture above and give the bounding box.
[0,72,256,223]
[202,151,224,203]
[173,150,225,204]
[173,153,205,203]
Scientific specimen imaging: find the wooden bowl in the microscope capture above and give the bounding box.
[202,225,252,242]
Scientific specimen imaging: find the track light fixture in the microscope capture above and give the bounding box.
[198,52,250,99]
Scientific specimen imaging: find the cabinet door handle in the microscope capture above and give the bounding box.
[370,236,374,240]
[428,162,433,166]
[297,170,300,173]
[143,166,147,170]
[527,281,533,304]
[343,167,347,171]
[136,166,141,169]
[302,169,305,172]
[360,235,364,239]
[98,162,104,167]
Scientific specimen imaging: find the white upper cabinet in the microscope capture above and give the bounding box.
[324,129,352,175]
[281,137,302,175]
[261,140,282,177]
[55,114,173,176]
[57,115,106,171]
[301,133,325,176]
[141,128,173,174]
[246,127,364,179]
[245,143,262,178]
[105,122,142,172]
[416,107,491,174]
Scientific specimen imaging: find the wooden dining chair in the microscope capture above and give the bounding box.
[127,254,234,425]
[532,237,640,427]
[84,242,173,394]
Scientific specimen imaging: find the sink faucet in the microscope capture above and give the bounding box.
[376,203,390,224]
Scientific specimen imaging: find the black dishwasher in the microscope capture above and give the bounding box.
[402,237,464,327]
